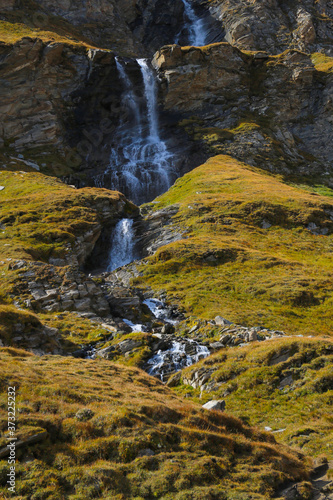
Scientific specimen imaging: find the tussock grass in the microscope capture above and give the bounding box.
[0,349,310,498]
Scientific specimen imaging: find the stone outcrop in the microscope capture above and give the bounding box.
[11,261,111,316]
[153,43,333,178]
[26,0,186,55]
[208,0,333,55]
[0,321,64,355]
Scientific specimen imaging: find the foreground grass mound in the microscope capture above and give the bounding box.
[0,348,310,499]
[170,337,333,460]
[136,155,333,335]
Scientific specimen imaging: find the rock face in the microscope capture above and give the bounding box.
[31,0,186,54]
[0,38,94,152]
[153,43,333,178]
[209,0,333,55]
[12,261,111,316]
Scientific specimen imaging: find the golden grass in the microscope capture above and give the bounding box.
[135,155,333,335]
[0,20,97,47]
[172,337,333,459]
[0,348,310,498]
[0,171,136,264]
[311,52,333,73]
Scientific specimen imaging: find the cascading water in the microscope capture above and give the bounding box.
[176,0,208,46]
[95,58,175,206]
[146,340,210,381]
[108,218,136,271]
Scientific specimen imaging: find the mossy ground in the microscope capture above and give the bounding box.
[0,348,311,499]
[135,155,333,335]
[171,337,333,461]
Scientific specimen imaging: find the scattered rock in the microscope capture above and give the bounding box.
[214,316,232,326]
[202,400,226,412]
[75,408,94,421]
[95,346,116,359]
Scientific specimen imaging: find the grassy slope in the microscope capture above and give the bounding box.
[0,170,135,267]
[0,347,311,500]
[171,337,333,461]
[0,19,96,48]
[135,155,333,335]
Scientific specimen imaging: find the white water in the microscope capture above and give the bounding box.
[176,0,207,46]
[108,218,136,271]
[143,298,178,325]
[146,340,210,380]
[123,319,145,332]
[96,58,175,205]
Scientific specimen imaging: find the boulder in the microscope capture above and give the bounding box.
[95,346,116,359]
[215,316,232,326]
[202,400,226,412]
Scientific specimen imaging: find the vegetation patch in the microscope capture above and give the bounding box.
[0,348,311,499]
[0,170,136,264]
[136,155,333,335]
[311,53,333,73]
[171,337,333,459]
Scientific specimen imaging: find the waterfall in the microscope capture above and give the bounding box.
[138,59,159,140]
[95,58,175,206]
[176,0,207,46]
[108,218,136,271]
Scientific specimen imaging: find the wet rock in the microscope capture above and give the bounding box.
[202,400,226,412]
[161,323,175,335]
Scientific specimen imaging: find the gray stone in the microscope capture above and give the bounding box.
[95,346,115,359]
[202,400,226,412]
[117,338,142,353]
[209,341,225,351]
[161,323,175,334]
[214,316,232,326]
[74,298,91,311]
[219,334,232,345]
[248,331,258,342]
[137,448,155,457]
[269,350,292,365]
[61,300,75,310]
[279,375,293,389]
